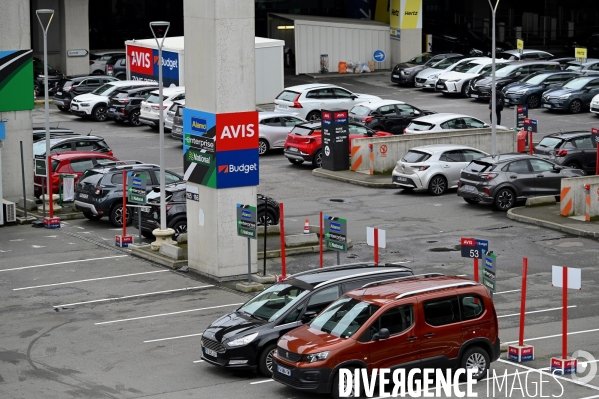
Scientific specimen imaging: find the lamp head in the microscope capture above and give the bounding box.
[149,21,170,40]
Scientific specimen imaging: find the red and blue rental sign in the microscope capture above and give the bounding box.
[461,238,489,259]
[127,44,180,86]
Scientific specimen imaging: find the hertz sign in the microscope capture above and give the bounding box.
[183,108,259,189]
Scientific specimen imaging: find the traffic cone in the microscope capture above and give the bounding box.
[303,219,310,234]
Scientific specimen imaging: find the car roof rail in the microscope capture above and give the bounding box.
[394,281,478,300]
[288,262,377,279]
[108,162,159,171]
[360,273,444,289]
[313,268,413,289]
[97,160,144,168]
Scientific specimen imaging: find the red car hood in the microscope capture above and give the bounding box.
[277,324,346,354]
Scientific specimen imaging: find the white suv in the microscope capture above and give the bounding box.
[139,87,186,130]
[70,81,157,121]
[274,84,381,121]
[89,51,125,75]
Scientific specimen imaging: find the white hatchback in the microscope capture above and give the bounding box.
[139,87,186,130]
[404,113,498,134]
[274,84,380,121]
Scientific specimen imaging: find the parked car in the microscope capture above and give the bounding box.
[551,57,577,70]
[33,57,63,96]
[32,127,76,142]
[468,61,560,100]
[274,84,381,121]
[201,263,414,377]
[171,102,185,140]
[272,274,500,397]
[33,151,119,198]
[541,75,599,113]
[392,145,488,195]
[496,49,554,61]
[257,112,306,155]
[502,71,581,108]
[564,59,599,73]
[106,56,127,79]
[89,51,125,75]
[591,93,599,116]
[533,132,597,174]
[349,100,435,135]
[391,52,462,85]
[53,76,118,111]
[139,87,186,130]
[71,80,157,121]
[414,56,471,89]
[457,153,585,210]
[436,58,509,96]
[33,136,112,157]
[404,113,496,134]
[106,86,158,126]
[165,99,184,132]
[133,184,280,239]
[74,162,183,226]
[284,122,392,167]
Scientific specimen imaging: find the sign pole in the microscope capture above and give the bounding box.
[337,251,340,266]
[562,266,568,360]
[48,155,54,218]
[374,228,379,265]
[138,207,142,244]
[319,211,323,268]
[42,177,46,216]
[279,203,286,279]
[122,170,127,237]
[474,258,479,282]
[247,237,251,284]
[519,258,528,346]
[529,130,533,155]
[263,199,268,276]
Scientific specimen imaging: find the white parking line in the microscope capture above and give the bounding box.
[13,270,168,291]
[193,360,204,363]
[497,359,599,391]
[250,379,274,385]
[144,333,203,343]
[95,302,241,325]
[580,395,599,399]
[495,289,521,295]
[504,327,599,345]
[498,305,576,318]
[0,255,128,272]
[53,286,214,308]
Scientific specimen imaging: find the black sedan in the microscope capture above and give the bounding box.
[502,71,580,108]
[541,75,599,113]
[391,52,462,85]
[457,153,585,211]
[133,183,280,239]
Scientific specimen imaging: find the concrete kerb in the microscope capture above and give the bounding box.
[312,168,396,188]
[130,244,188,270]
[507,206,599,239]
[34,99,53,104]
[305,70,392,79]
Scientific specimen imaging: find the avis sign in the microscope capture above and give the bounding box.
[460,238,488,259]
[182,108,259,189]
[127,44,180,86]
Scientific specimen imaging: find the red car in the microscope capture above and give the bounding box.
[34,151,119,197]
[284,122,393,167]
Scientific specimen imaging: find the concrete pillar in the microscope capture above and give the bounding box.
[59,0,89,76]
[184,0,258,281]
[0,0,34,203]
[390,29,422,64]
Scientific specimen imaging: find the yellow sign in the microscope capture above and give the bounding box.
[517,39,524,51]
[390,0,401,30]
[400,0,423,29]
[575,47,588,59]
[375,0,390,24]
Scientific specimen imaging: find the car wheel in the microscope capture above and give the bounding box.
[109,203,132,227]
[306,111,321,121]
[170,218,187,239]
[258,343,277,377]
[83,212,102,221]
[312,150,323,168]
[460,347,490,381]
[288,158,304,165]
[257,209,277,226]
[331,367,357,399]
[527,94,540,109]
[428,175,447,196]
[258,139,269,155]
[566,162,581,169]
[464,198,480,205]
[569,99,583,114]
[494,188,515,211]
[92,104,108,122]
[92,70,103,75]
[129,110,141,126]
[461,81,470,97]
[58,105,69,112]
[115,74,126,80]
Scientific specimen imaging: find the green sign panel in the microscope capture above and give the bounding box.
[236,204,257,239]
[483,253,497,292]
[324,215,347,253]
[127,172,147,205]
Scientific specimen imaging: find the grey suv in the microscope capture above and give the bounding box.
[457,153,585,211]
[74,162,183,226]
[534,132,597,174]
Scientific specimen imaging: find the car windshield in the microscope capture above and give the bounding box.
[521,73,550,85]
[481,63,511,77]
[402,150,431,163]
[33,139,61,156]
[235,282,310,322]
[310,296,380,338]
[92,83,116,95]
[497,52,518,60]
[407,121,434,131]
[407,53,433,64]
[454,61,480,73]
[145,94,165,103]
[276,90,300,102]
[350,105,370,116]
[563,78,591,90]
[432,58,459,69]
[79,170,104,185]
[538,137,564,148]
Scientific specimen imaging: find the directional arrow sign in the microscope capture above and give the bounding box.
[373,50,386,62]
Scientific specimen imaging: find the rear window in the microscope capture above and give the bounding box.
[406,121,434,131]
[60,79,74,88]
[113,91,129,99]
[538,137,564,148]
[290,126,315,136]
[463,160,493,173]
[402,150,431,163]
[79,170,104,185]
[145,94,165,103]
[350,106,371,116]
[52,160,60,172]
[276,90,300,102]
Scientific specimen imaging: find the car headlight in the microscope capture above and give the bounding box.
[80,103,90,107]
[515,89,529,94]
[558,94,571,99]
[305,351,330,363]
[429,74,439,79]
[226,332,258,347]
[447,79,461,83]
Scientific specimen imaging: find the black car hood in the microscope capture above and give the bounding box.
[204,310,268,343]
[475,76,514,87]
[504,82,538,92]
[393,62,419,70]
[545,88,581,96]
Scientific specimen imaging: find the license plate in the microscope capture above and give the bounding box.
[505,98,511,103]
[287,147,298,152]
[173,127,181,132]
[437,84,444,89]
[79,193,88,199]
[143,106,150,112]
[276,365,291,377]
[462,185,477,192]
[204,347,217,357]
[277,104,288,110]
[109,108,115,112]
[415,83,423,87]
[392,74,400,78]
[141,206,150,213]
[56,92,62,96]
[543,104,552,108]
[395,176,408,182]
[71,105,79,110]
[471,94,479,98]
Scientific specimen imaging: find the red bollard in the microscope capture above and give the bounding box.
[529,130,534,155]
[508,258,534,362]
[279,203,286,279]
[374,228,379,265]
[473,258,479,282]
[115,170,133,247]
[319,211,323,268]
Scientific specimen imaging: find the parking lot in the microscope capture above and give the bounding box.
[2,72,599,398]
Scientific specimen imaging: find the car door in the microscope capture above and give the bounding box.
[582,78,599,105]
[438,150,466,187]
[332,88,354,109]
[504,159,537,197]
[375,104,403,133]
[259,116,282,147]
[529,158,562,196]
[571,135,596,172]
[395,104,423,132]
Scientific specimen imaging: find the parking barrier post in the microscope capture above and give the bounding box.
[508,258,534,362]
[368,143,374,175]
[474,258,479,282]
[122,170,127,238]
[562,266,568,360]
[374,227,379,265]
[319,211,323,268]
[585,184,591,222]
[279,203,286,279]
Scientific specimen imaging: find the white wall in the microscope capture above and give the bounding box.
[255,45,284,104]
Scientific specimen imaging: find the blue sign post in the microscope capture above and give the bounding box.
[373,50,386,63]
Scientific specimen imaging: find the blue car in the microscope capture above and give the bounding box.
[503,71,580,108]
[541,75,599,113]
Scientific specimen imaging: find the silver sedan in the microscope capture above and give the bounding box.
[392,144,488,195]
[258,112,306,155]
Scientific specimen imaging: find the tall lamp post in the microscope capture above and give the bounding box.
[488,0,500,156]
[36,9,55,219]
[150,21,170,233]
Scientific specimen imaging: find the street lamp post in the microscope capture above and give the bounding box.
[36,9,55,218]
[488,0,500,156]
[150,21,170,232]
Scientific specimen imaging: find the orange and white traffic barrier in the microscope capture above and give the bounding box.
[303,218,310,234]
[350,144,363,171]
[560,186,574,216]
[585,184,591,222]
[369,144,374,175]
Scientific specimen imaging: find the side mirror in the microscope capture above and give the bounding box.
[483,123,491,128]
[350,95,358,100]
[515,71,522,77]
[553,165,564,172]
[373,328,390,341]
[301,311,317,324]
[414,110,421,115]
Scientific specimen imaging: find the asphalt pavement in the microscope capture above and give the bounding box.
[1,73,599,398]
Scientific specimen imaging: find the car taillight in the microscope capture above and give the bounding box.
[52,176,60,184]
[403,128,407,133]
[94,186,103,196]
[290,94,302,108]
[555,149,568,157]
[362,116,373,123]
[414,165,430,171]
[119,99,129,103]
[166,205,173,211]
[457,182,461,188]
[107,65,113,71]
[480,173,498,180]
[89,60,94,65]
[151,105,168,110]
[485,188,490,196]
[69,85,78,92]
